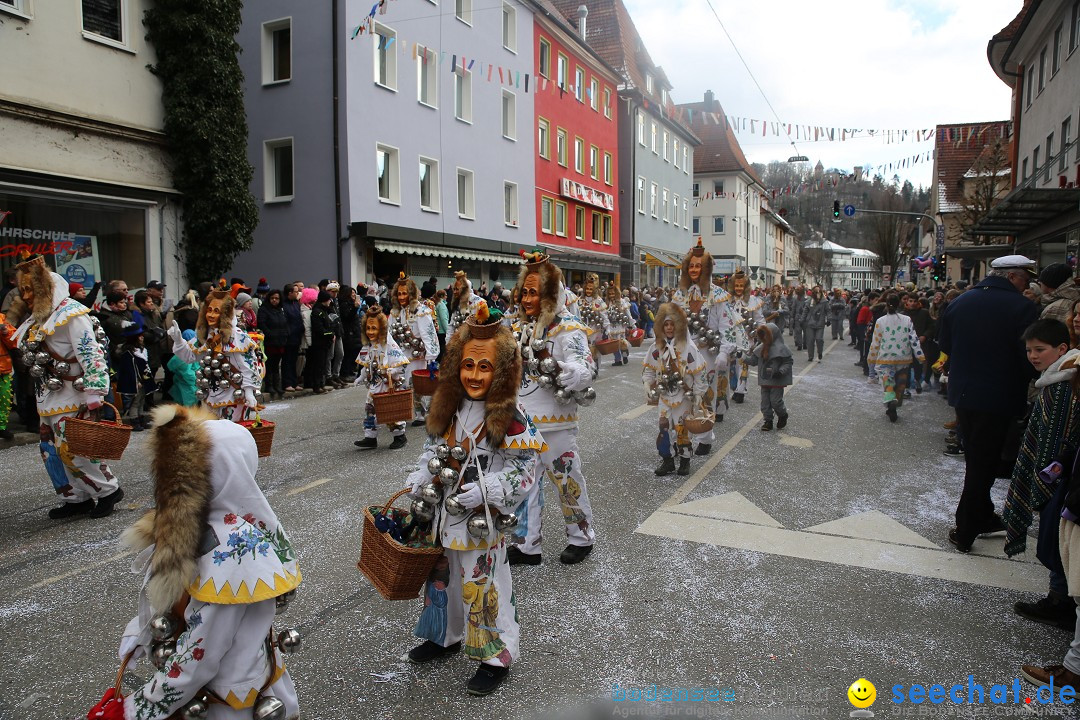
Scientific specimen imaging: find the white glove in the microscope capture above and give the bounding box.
[167,320,187,352]
[557,365,587,392]
[455,481,505,509]
[243,389,257,409]
[405,470,427,496]
[85,395,104,411]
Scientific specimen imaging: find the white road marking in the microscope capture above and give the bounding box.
[15,550,134,596]
[802,510,941,549]
[617,404,654,421]
[286,477,334,496]
[778,434,813,448]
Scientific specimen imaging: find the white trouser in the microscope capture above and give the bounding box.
[41,411,120,503]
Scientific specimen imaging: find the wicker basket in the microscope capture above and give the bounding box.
[372,388,414,425]
[239,419,275,458]
[411,369,439,397]
[595,338,620,355]
[358,489,444,600]
[683,416,715,435]
[64,402,131,460]
[628,329,645,347]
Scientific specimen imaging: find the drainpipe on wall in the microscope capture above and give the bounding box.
[332,0,345,284]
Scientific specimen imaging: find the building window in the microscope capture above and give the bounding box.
[418,46,438,107]
[1033,146,1041,183]
[555,201,567,237]
[1046,133,1055,182]
[636,177,645,214]
[713,216,724,234]
[603,152,612,185]
[504,181,518,226]
[574,67,585,102]
[261,18,291,84]
[715,180,725,196]
[590,145,599,180]
[457,168,475,219]
[82,0,124,43]
[376,143,399,204]
[591,212,602,243]
[692,217,700,234]
[604,88,612,119]
[637,113,645,146]
[673,139,680,169]
[557,53,568,89]
[650,182,658,217]
[454,67,473,123]
[575,207,585,240]
[673,194,680,226]
[1072,2,1080,52]
[538,118,550,159]
[557,128,568,166]
[419,157,440,212]
[1039,46,1047,91]
[502,90,516,140]
[1054,25,1063,76]
[651,122,658,154]
[455,0,472,25]
[0,0,29,17]
[683,199,689,229]
[1062,117,1072,171]
[538,37,550,77]
[590,78,599,110]
[662,130,669,161]
[683,146,688,173]
[662,188,669,222]
[1026,67,1035,108]
[373,23,396,89]
[264,138,294,202]
[541,197,553,233]
[603,214,612,245]
[692,182,699,197]
[645,73,653,94]
[502,2,516,52]
[574,137,584,174]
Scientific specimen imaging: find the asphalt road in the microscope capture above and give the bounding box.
[0,337,1067,720]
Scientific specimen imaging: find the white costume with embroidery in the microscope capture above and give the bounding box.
[172,325,262,420]
[11,271,118,502]
[510,312,597,556]
[578,294,609,354]
[727,293,765,397]
[642,339,707,460]
[672,284,736,445]
[447,290,486,339]
[116,418,301,720]
[357,337,410,438]
[390,302,440,421]
[406,401,543,665]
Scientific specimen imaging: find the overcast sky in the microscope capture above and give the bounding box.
[622,0,1020,191]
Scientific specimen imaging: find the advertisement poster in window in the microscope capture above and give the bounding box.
[55,235,101,287]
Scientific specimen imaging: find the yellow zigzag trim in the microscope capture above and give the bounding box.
[221,665,287,709]
[505,438,547,452]
[448,536,493,551]
[532,413,577,425]
[41,404,83,417]
[188,568,302,605]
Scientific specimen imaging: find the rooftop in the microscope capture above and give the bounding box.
[677,92,764,186]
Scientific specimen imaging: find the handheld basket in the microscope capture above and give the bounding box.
[372,388,413,425]
[683,416,715,435]
[595,338,621,355]
[63,402,131,460]
[411,369,439,397]
[628,329,645,347]
[239,419,276,458]
[358,489,444,600]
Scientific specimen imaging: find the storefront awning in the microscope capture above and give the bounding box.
[373,239,521,265]
[537,242,630,271]
[967,187,1080,237]
[942,243,1014,259]
[639,247,683,268]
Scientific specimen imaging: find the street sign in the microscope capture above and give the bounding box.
[882,265,891,274]
[936,224,945,254]
[787,155,809,162]
[844,204,856,218]
[786,269,799,277]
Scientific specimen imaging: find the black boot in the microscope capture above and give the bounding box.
[715,413,723,423]
[388,435,408,450]
[761,419,773,432]
[48,499,94,520]
[677,457,691,476]
[731,392,744,404]
[776,414,788,430]
[408,640,462,663]
[0,428,13,441]
[886,401,898,422]
[654,457,676,476]
[467,663,510,696]
[559,544,593,564]
[507,546,541,565]
[694,443,712,456]
[90,488,125,519]
[354,437,377,449]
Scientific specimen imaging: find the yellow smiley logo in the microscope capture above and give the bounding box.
[848,678,876,709]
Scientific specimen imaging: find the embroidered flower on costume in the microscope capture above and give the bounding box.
[242,513,257,524]
[167,663,181,678]
[192,648,204,661]
[223,513,238,524]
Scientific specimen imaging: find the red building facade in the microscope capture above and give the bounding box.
[532,9,620,282]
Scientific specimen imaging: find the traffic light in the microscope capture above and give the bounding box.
[931,255,943,282]
[833,200,841,219]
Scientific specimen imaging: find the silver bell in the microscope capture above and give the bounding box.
[95,328,107,342]
[434,444,450,460]
[536,374,554,390]
[25,339,41,352]
[179,695,209,720]
[201,355,213,367]
[538,357,559,375]
[494,513,519,532]
[150,641,177,670]
[34,351,50,366]
[410,498,435,522]
[149,614,176,641]
[426,456,444,475]
[212,368,223,378]
[646,387,659,402]
[252,695,287,720]
[210,359,221,369]
[553,387,573,405]
[466,513,490,539]
[45,377,64,392]
[418,482,443,505]
[72,377,86,392]
[215,353,227,363]
[412,350,423,359]
[53,361,71,376]
[449,445,467,462]
[690,320,701,332]
[275,591,293,615]
[531,338,546,353]
[277,628,302,654]
[197,378,210,390]
[230,373,243,387]
[194,368,205,379]
[576,387,597,407]
[194,389,207,400]
[28,364,45,379]
[526,359,540,376]
[512,331,521,342]
[444,494,468,517]
[438,466,457,485]
[232,388,244,400]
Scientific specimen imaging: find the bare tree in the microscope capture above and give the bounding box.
[958,138,1010,245]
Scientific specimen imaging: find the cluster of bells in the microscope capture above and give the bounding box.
[514,335,596,407]
[17,320,101,392]
[606,308,633,327]
[391,321,427,359]
[647,368,692,402]
[146,591,300,719]
[578,303,603,328]
[686,310,725,351]
[365,366,406,390]
[409,443,519,538]
[193,351,261,404]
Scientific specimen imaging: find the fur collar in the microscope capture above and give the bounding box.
[8,260,60,328]
[654,303,690,355]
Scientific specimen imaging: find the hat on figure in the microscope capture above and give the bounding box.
[990,254,1038,275]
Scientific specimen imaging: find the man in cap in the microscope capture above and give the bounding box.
[939,254,1040,553]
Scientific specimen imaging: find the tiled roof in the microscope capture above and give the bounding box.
[988,0,1040,83]
[529,0,621,79]
[991,0,1035,45]
[677,96,765,187]
[933,121,1011,214]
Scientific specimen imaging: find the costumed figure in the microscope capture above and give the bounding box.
[671,239,737,455]
[804,286,829,362]
[762,287,787,334]
[354,306,410,450]
[603,285,633,367]
[642,304,707,477]
[8,255,123,519]
[745,323,794,431]
[87,404,302,720]
[577,272,609,370]
[725,268,765,404]
[404,303,543,696]
[389,272,440,426]
[166,291,264,421]
[0,311,16,441]
[507,249,598,565]
[789,286,808,350]
[828,289,847,341]
[447,271,487,338]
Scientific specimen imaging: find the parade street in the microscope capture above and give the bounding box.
[0,340,1058,720]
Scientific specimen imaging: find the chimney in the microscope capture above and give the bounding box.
[577,5,588,37]
[704,89,714,109]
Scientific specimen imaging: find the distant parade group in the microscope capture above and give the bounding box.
[3,236,806,718]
